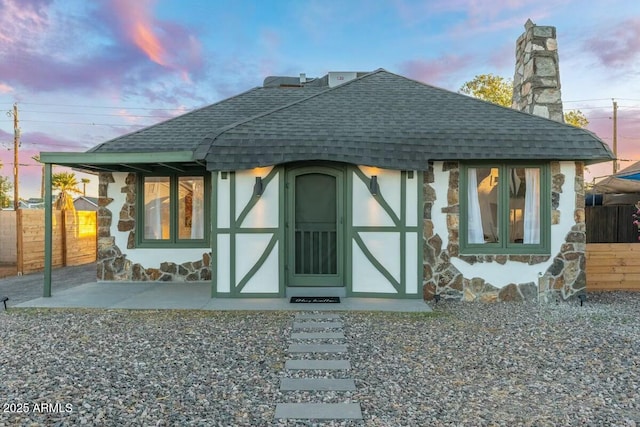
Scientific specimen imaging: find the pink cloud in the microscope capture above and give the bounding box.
[0,0,204,103]
[0,82,13,93]
[585,18,640,69]
[393,0,552,31]
[110,0,203,82]
[400,55,472,87]
[0,0,50,45]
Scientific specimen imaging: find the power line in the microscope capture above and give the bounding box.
[20,109,179,118]
[18,101,194,111]
[17,119,149,127]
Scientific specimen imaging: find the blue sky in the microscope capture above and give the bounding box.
[0,0,639,198]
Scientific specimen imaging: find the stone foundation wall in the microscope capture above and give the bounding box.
[97,172,211,282]
[422,161,586,303]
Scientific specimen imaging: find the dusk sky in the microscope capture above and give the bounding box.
[0,0,639,199]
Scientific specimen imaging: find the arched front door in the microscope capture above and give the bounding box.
[286,166,344,287]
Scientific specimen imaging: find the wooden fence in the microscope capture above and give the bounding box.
[586,243,640,291]
[585,205,638,243]
[0,209,96,275]
[0,210,17,264]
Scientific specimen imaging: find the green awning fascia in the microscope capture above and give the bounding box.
[40,151,197,166]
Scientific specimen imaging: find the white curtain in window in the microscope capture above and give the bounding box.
[523,168,540,244]
[191,179,204,239]
[146,182,163,239]
[467,169,485,244]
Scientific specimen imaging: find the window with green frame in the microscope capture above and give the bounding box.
[460,163,550,254]
[138,174,209,247]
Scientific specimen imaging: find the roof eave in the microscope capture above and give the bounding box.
[40,151,202,174]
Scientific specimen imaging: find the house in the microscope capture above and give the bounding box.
[40,22,613,302]
[73,196,99,211]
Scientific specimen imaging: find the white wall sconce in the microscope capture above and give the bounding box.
[369,175,379,195]
[253,176,264,197]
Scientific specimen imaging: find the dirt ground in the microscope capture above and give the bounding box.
[0,264,17,279]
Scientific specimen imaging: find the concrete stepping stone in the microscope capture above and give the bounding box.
[274,403,362,420]
[295,313,341,320]
[291,331,345,339]
[288,343,347,353]
[280,378,356,391]
[285,359,351,370]
[293,321,342,330]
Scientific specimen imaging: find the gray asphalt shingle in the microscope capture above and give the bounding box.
[88,69,614,171]
[202,69,613,170]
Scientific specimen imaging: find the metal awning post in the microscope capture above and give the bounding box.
[44,162,52,297]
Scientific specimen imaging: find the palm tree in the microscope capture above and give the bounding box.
[81,178,90,196]
[52,172,82,211]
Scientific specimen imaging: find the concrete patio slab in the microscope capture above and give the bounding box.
[291,332,346,339]
[285,359,351,370]
[293,320,343,329]
[288,344,347,353]
[12,279,431,312]
[295,313,342,319]
[274,403,362,420]
[280,378,356,391]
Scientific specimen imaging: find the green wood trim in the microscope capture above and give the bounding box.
[351,226,420,232]
[416,171,425,298]
[278,165,286,296]
[400,171,407,297]
[353,167,401,227]
[345,166,354,296]
[41,151,195,165]
[353,232,401,294]
[233,228,279,233]
[210,171,218,297]
[459,163,551,255]
[136,173,211,248]
[235,233,278,294]
[44,163,52,297]
[346,291,423,299]
[230,172,237,296]
[235,167,279,227]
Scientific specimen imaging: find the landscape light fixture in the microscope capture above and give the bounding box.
[253,176,264,197]
[369,175,379,195]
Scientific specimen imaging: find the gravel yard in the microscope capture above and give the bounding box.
[1,292,639,426]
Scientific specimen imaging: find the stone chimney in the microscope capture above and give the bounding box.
[512,19,564,123]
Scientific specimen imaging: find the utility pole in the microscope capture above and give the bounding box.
[12,103,19,210]
[613,99,618,174]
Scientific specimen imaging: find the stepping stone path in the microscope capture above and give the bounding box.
[274,312,363,421]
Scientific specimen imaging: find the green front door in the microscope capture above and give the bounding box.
[287,166,344,287]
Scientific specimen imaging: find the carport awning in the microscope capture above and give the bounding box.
[39,151,205,174]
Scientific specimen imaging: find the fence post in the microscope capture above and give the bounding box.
[16,209,23,275]
[61,210,67,267]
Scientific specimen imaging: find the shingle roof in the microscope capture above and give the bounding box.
[89,86,325,153]
[199,69,613,171]
[86,69,613,171]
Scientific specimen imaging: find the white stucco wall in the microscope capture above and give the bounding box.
[350,167,420,295]
[430,161,577,288]
[227,167,280,294]
[352,169,395,226]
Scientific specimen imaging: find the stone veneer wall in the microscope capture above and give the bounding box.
[422,161,586,303]
[512,19,564,123]
[97,172,211,282]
